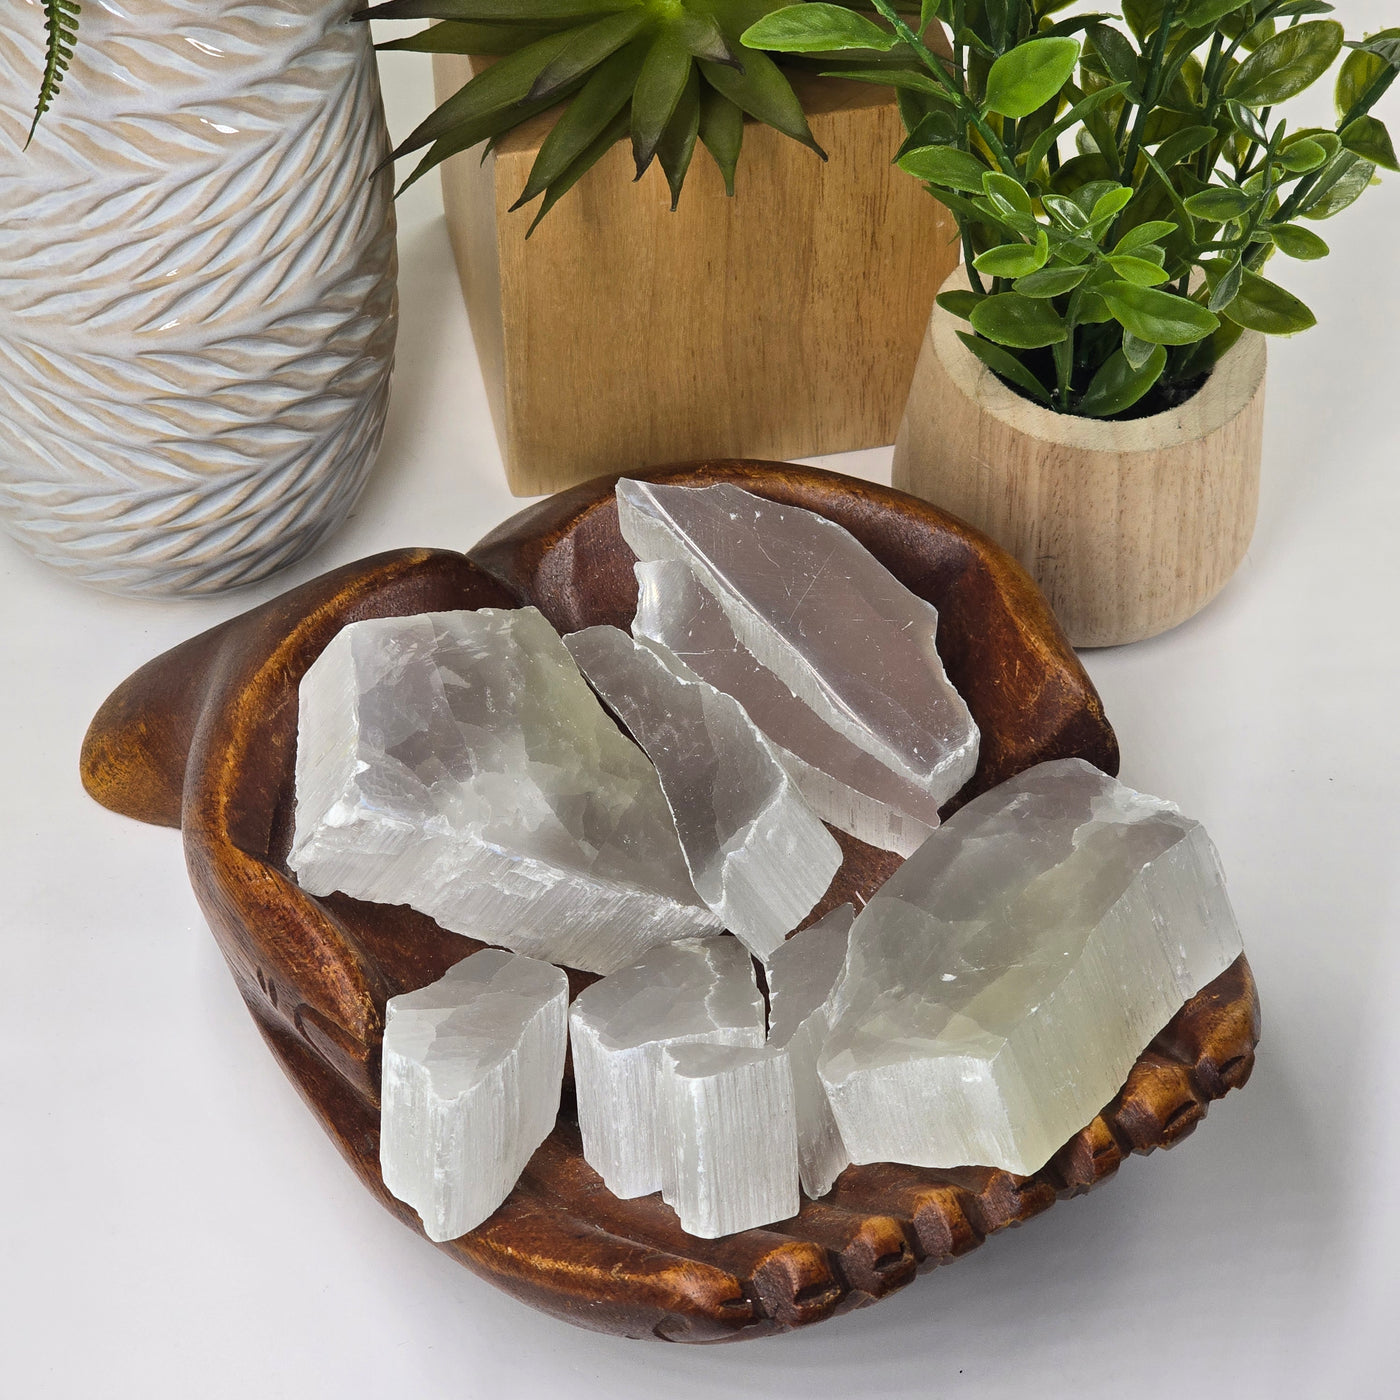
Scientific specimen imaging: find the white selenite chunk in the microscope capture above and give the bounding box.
[564,625,841,961]
[287,607,720,974]
[379,949,569,1243]
[766,904,856,1198]
[819,758,1246,1177]
[633,559,941,856]
[615,478,980,815]
[660,1042,800,1238]
[569,937,765,1199]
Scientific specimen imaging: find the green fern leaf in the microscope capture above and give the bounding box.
[27,0,82,148]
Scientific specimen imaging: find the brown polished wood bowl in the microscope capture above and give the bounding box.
[80,461,1259,1342]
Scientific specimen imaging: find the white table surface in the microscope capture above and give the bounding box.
[5,16,1399,1397]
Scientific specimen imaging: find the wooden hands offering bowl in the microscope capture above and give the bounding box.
[81,461,1260,1343]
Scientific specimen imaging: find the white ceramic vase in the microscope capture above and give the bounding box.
[0,0,397,596]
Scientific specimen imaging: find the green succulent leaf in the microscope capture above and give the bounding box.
[698,87,744,196]
[1085,25,1140,89]
[1225,99,1270,146]
[1298,150,1377,218]
[1274,138,1327,172]
[969,292,1070,348]
[528,8,652,104]
[973,239,1049,277]
[513,40,647,207]
[1120,332,1157,370]
[1223,271,1317,333]
[673,10,741,67]
[1336,33,1399,120]
[525,105,632,236]
[1225,20,1344,106]
[1149,124,1216,169]
[956,331,1054,404]
[1106,253,1171,285]
[1207,256,1244,311]
[699,49,824,156]
[375,21,562,55]
[898,144,990,192]
[984,38,1082,119]
[1266,222,1330,258]
[1076,343,1167,416]
[1099,282,1220,344]
[937,289,984,319]
[1014,264,1089,296]
[631,32,692,176]
[1042,192,1090,228]
[1178,0,1252,27]
[1182,186,1255,220]
[656,67,702,210]
[1122,0,1165,44]
[983,171,1034,216]
[739,4,897,54]
[1113,220,1177,252]
[1088,185,1134,228]
[392,26,581,155]
[1340,115,1400,172]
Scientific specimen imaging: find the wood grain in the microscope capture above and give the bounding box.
[80,461,1259,1341]
[433,56,959,496]
[893,268,1267,647]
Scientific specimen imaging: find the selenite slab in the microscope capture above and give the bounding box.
[565,625,841,960]
[287,607,719,974]
[766,904,856,1199]
[380,949,568,1243]
[569,937,765,1199]
[820,758,1245,1177]
[660,1043,800,1238]
[633,559,942,855]
[616,478,980,812]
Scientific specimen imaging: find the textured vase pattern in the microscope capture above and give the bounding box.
[0,0,398,596]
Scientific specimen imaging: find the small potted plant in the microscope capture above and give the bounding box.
[748,0,1397,645]
[361,1,963,496]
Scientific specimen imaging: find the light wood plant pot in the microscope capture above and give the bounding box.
[893,268,1267,647]
[434,55,959,496]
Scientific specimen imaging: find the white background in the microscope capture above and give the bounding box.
[4,7,1399,1396]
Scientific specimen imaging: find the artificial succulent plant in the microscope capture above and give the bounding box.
[360,0,923,228]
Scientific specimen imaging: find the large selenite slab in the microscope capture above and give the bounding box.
[766,904,856,1199]
[660,1043,800,1238]
[287,607,719,974]
[819,758,1245,1177]
[633,560,943,856]
[569,937,765,1200]
[380,949,569,1243]
[616,479,980,817]
[564,625,841,960]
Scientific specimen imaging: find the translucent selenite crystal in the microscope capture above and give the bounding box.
[616,478,980,826]
[819,758,1245,1177]
[633,559,943,856]
[380,949,568,1243]
[660,1043,800,1238]
[569,937,765,1199]
[287,608,720,975]
[564,625,841,960]
[766,904,856,1198]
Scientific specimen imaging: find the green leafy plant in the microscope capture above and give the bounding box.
[359,0,927,230]
[27,0,81,148]
[745,0,1398,417]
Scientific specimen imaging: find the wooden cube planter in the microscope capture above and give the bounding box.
[433,55,958,496]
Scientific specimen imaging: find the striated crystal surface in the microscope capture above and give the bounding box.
[660,1042,799,1238]
[634,559,942,855]
[380,949,568,1243]
[616,478,980,817]
[287,607,720,974]
[569,937,765,1199]
[819,758,1245,1177]
[766,904,856,1198]
[565,625,841,960]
